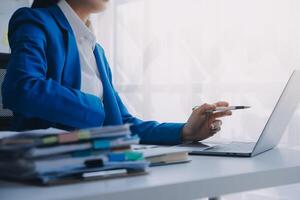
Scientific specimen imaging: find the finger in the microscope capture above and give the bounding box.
[211,127,221,135]
[199,115,218,133]
[196,118,221,140]
[198,113,222,133]
[210,120,222,130]
[214,101,229,107]
[212,110,232,119]
[205,114,220,125]
[194,103,216,115]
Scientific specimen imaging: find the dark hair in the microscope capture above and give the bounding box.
[31,0,60,8]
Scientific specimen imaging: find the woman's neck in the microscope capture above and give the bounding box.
[66,0,90,23]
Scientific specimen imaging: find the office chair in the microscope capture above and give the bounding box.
[0,53,13,130]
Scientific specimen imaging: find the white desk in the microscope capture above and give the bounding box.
[1,148,300,200]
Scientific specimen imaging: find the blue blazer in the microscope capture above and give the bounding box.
[2,5,185,145]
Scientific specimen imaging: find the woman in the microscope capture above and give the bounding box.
[2,0,232,145]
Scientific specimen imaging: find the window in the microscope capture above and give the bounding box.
[93,0,300,146]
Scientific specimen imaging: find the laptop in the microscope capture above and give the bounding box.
[181,70,300,157]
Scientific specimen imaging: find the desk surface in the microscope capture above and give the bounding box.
[1,148,300,200]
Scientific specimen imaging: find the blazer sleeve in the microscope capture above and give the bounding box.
[100,48,185,145]
[2,8,105,129]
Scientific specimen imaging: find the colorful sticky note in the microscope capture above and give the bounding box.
[93,140,110,149]
[77,131,90,140]
[125,151,144,161]
[58,133,78,143]
[108,152,126,162]
[72,150,92,158]
[42,136,58,145]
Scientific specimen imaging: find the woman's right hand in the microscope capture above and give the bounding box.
[181,102,232,142]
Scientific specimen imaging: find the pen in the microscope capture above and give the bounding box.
[192,106,251,113]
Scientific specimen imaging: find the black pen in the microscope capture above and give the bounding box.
[193,106,251,112]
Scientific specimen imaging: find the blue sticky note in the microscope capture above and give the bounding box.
[108,153,126,162]
[93,140,110,149]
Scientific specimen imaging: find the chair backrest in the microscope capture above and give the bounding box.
[0,53,13,130]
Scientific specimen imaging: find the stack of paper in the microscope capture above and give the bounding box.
[133,145,190,166]
[0,125,149,185]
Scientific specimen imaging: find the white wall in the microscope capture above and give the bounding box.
[93,0,300,146]
[93,1,300,198]
[0,0,31,53]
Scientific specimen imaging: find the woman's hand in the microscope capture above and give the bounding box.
[181,102,232,142]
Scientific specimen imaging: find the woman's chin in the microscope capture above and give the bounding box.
[93,0,109,12]
[94,6,107,13]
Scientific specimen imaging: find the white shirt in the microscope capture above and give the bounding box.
[58,0,103,100]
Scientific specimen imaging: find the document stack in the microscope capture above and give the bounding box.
[0,124,149,185]
[133,145,190,166]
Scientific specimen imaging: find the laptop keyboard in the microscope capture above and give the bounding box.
[205,142,256,153]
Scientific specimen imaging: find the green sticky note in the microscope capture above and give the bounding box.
[43,136,58,144]
[78,131,90,140]
[125,151,144,161]
[72,150,92,157]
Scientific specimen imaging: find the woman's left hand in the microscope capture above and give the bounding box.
[181,101,232,142]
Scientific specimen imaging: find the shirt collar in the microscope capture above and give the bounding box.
[58,0,96,49]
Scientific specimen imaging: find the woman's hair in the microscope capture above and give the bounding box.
[31,0,60,8]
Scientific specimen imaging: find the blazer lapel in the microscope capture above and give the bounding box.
[48,5,81,89]
[49,5,122,125]
[62,32,81,88]
[94,46,123,125]
[48,5,71,31]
